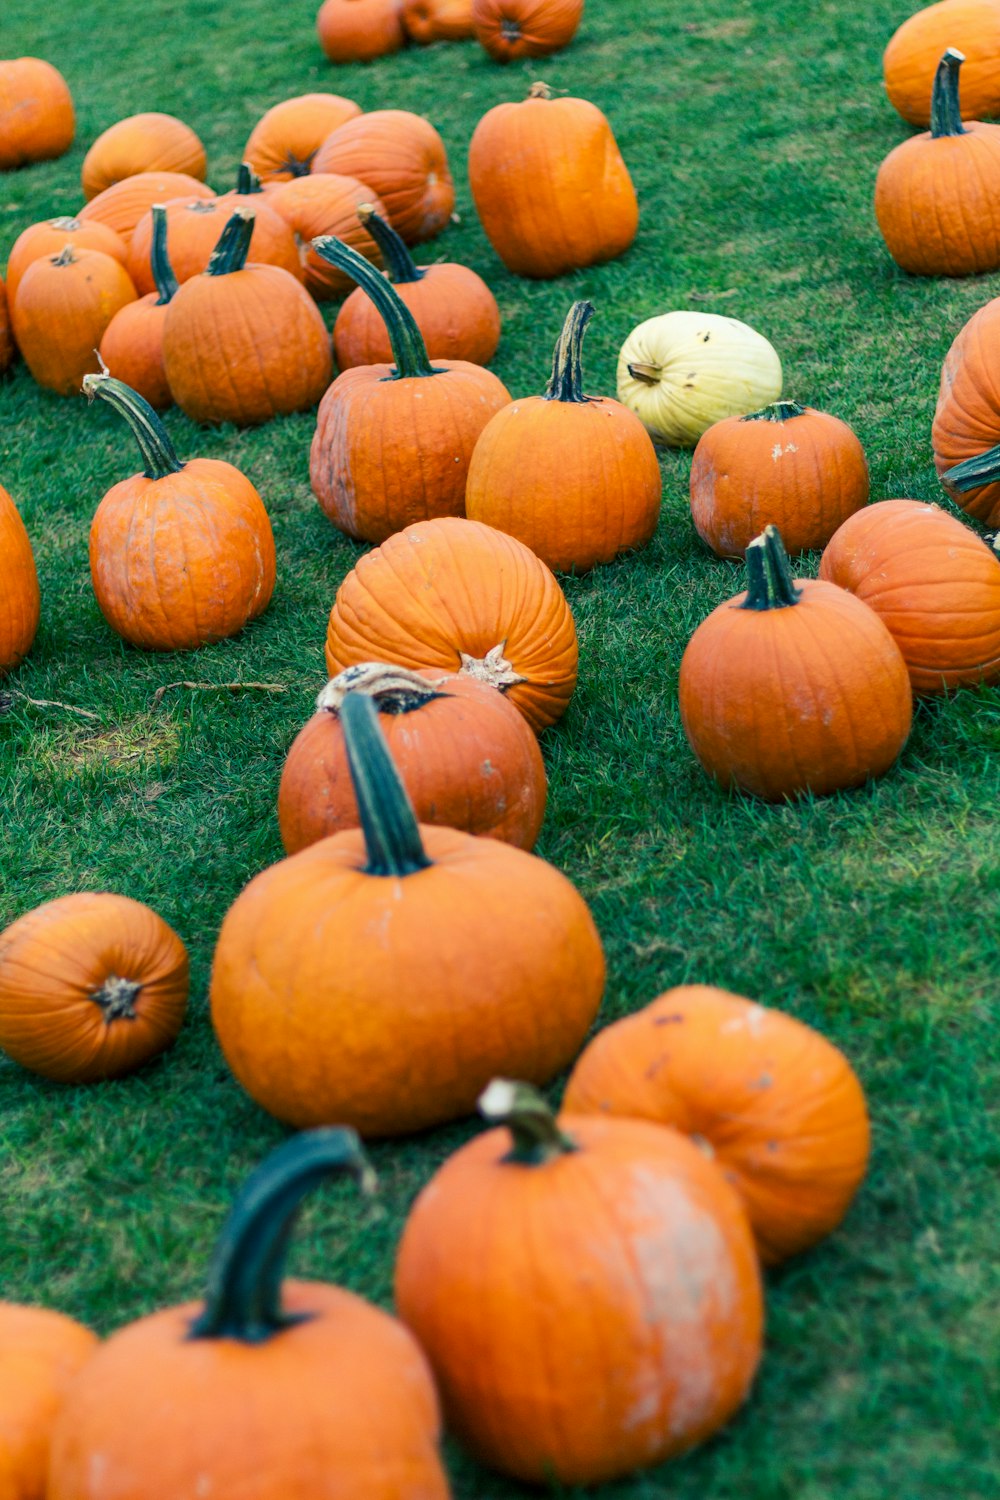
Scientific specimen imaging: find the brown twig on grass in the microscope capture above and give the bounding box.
[151,680,287,708]
[0,691,101,722]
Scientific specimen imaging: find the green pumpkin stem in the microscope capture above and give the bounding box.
[930,48,967,138]
[479,1080,578,1166]
[206,210,255,275]
[741,525,802,610]
[311,235,437,379]
[358,204,424,285]
[544,301,594,405]
[741,400,807,423]
[189,1129,376,1344]
[942,445,1000,491]
[149,204,179,306]
[236,162,265,195]
[82,372,184,480]
[339,692,432,877]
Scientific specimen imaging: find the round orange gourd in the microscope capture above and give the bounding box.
[212,696,603,1136]
[98,205,177,410]
[0,891,188,1083]
[932,294,1000,524]
[403,0,474,41]
[564,985,871,1264]
[679,525,913,800]
[11,246,136,396]
[242,92,362,181]
[278,662,547,854]
[689,400,869,558]
[269,174,387,298]
[0,1303,97,1500]
[81,112,206,200]
[472,0,581,59]
[884,0,1000,126]
[819,498,1000,693]
[48,1132,452,1500]
[468,82,637,277]
[0,483,40,675]
[395,1079,764,1486]
[316,0,407,60]
[6,217,127,305]
[334,204,500,366]
[466,299,661,571]
[0,277,13,375]
[0,58,74,171]
[313,109,455,244]
[77,171,213,246]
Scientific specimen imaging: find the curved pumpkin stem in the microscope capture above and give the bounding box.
[236,162,266,195]
[930,48,967,138]
[82,372,184,481]
[149,204,179,307]
[741,400,806,423]
[207,209,255,276]
[339,692,432,877]
[544,301,594,405]
[942,444,1000,491]
[741,525,802,610]
[478,1079,578,1165]
[189,1129,375,1344]
[317,663,447,716]
[358,204,424,285]
[311,235,437,380]
[528,81,554,100]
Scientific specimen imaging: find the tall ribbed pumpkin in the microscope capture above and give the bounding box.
[0,484,41,675]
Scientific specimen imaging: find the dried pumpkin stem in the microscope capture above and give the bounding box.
[52,244,76,267]
[478,1080,578,1165]
[942,444,1000,491]
[930,48,967,138]
[458,642,525,692]
[50,216,82,231]
[627,361,660,385]
[311,235,437,379]
[741,525,802,610]
[528,81,554,100]
[206,209,255,276]
[741,400,806,423]
[317,663,447,716]
[544,301,594,405]
[339,692,432,877]
[358,204,424,285]
[82,373,184,481]
[235,162,265,195]
[149,204,179,306]
[190,1130,376,1344]
[90,975,142,1021]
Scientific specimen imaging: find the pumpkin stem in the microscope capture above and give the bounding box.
[52,244,77,267]
[627,361,660,386]
[741,400,807,423]
[478,1080,578,1165]
[311,235,437,379]
[458,641,526,692]
[528,81,554,100]
[357,204,424,284]
[236,162,265,195]
[206,210,255,276]
[339,692,432,877]
[930,48,967,138]
[50,216,82,231]
[90,975,141,1021]
[317,663,448,716]
[149,204,179,306]
[189,1129,376,1344]
[82,372,185,481]
[741,525,802,610]
[942,444,1000,491]
[544,301,594,405]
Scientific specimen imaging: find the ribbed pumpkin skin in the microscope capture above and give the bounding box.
[0,893,189,1084]
[81,113,206,200]
[933,295,1000,523]
[0,277,12,374]
[77,172,213,246]
[884,0,1000,125]
[403,0,475,41]
[316,0,407,60]
[313,110,455,244]
[98,297,172,411]
[0,1303,97,1500]
[47,1284,450,1500]
[472,0,582,59]
[6,218,127,305]
[394,1113,763,1486]
[0,59,74,170]
[819,498,1000,693]
[334,263,501,366]
[690,407,869,557]
[469,92,637,277]
[325,517,579,731]
[0,484,40,676]
[127,196,302,294]
[874,120,1000,277]
[269,175,387,298]
[564,986,871,1265]
[11,249,137,396]
[242,93,363,181]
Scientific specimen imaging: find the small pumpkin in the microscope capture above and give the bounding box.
[0,891,188,1084]
[242,92,363,181]
[0,483,40,675]
[326,515,578,731]
[269,174,388,299]
[466,300,661,572]
[0,58,74,171]
[5,217,127,305]
[679,525,913,800]
[313,109,455,244]
[316,0,408,60]
[48,1131,452,1500]
[278,661,547,854]
[163,210,332,427]
[212,694,603,1136]
[395,1079,764,1486]
[933,293,1000,524]
[84,372,276,650]
[468,82,637,278]
[11,245,136,396]
[875,48,1000,277]
[81,112,206,200]
[0,277,13,375]
[564,985,871,1265]
[334,204,500,366]
[689,400,869,557]
[472,0,581,60]
[884,0,1000,126]
[0,1302,97,1500]
[310,235,510,543]
[403,0,474,41]
[98,204,178,411]
[77,171,214,246]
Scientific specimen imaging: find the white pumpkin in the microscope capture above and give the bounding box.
[616,312,783,448]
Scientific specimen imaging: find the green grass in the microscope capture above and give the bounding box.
[3,0,1000,1494]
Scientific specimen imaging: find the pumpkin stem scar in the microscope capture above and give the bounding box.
[942,441,1000,492]
[358,204,426,285]
[458,642,526,691]
[339,692,433,877]
[479,1079,579,1165]
[149,204,179,306]
[90,975,142,1022]
[544,300,595,405]
[311,234,440,379]
[317,662,449,716]
[741,400,806,423]
[627,361,660,385]
[741,525,802,610]
[930,48,968,139]
[82,373,186,481]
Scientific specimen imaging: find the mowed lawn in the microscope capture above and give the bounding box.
[2,0,1000,1494]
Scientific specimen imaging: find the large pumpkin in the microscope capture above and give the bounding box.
[472,0,582,60]
[403,0,474,41]
[126,185,302,295]
[48,1131,452,1500]
[564,985,871,1264]
[0,58,74,170]
[77,171,213,246]
[679,525,913,800]
[212,695,603,1136]
[81,112,206,200]
[242,92,362,181]
[325,516,579,731]
[0,1303,97,1500]
[312,109,455,244]
[6,217,127,305]
[884,0,1000,125]
[932,293,1000,524]
[316,0,407,60]
[98,204,178,411]
[395,1079,764,1486]
[0,483,40,676]
[11,246,136,396]
[269,174,387,298]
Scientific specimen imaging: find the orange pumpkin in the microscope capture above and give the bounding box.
[0,58,74,170]
[278,661,547,854]
[309,236,509,543]
[162,210,332,427]
[469,82,638,277]
[689,400,869,558]
[564,985,871,1265]
[884,0,1000,126]
[0,891,188,1084]
[472,0,581,59]
[0,1303,97,1500]
[395,1079,764,1486]
[0,483,40,675]
[77,171,213,246]
[269,174,387,298]
[313,109,455,244]
[316,0,407,60]
[242,92,362,181]
[81,112,206,200]
[98,204,177,410]
[48,1132,452,1500]
[933,293,1000,523]
[6,217,127,305]
[679,525,913,800]
[126,181,302,295]
[11,246,136,396]
[0,277,13,374]
[334,204,501,366]
[326,516,578,731]
[403,0,475,41]
[466,299,661,571]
